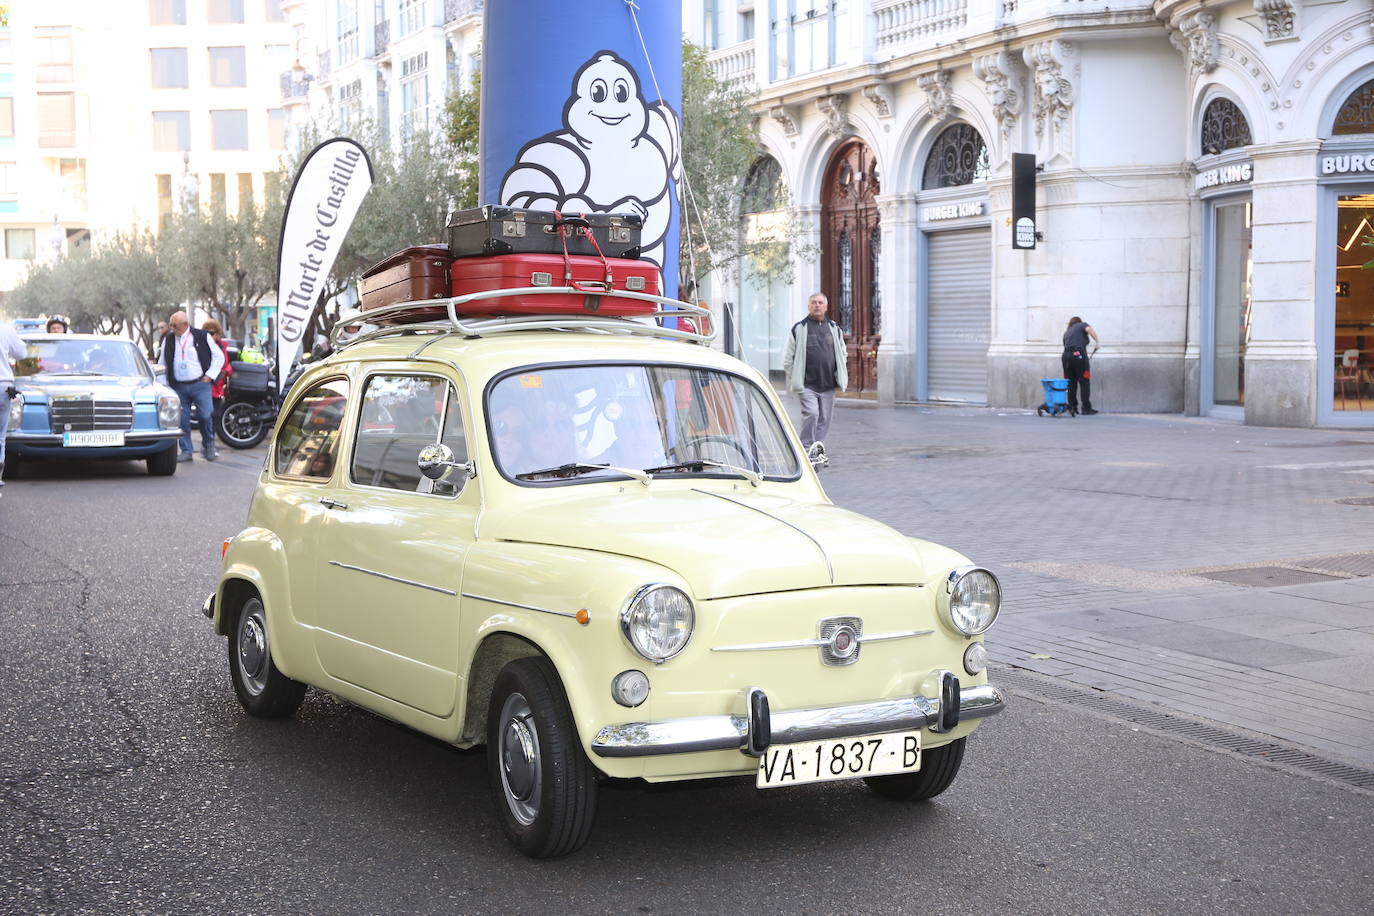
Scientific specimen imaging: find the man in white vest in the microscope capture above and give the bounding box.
[160,310,225,462]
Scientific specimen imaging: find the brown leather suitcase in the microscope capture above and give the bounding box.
[360,245,452,315]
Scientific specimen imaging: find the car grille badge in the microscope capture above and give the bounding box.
[818,616,863,666]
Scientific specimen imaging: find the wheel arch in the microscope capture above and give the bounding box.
[460,630,547,746]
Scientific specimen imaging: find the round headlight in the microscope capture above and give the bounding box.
[620,584,694,663]
[943,567,1001,636]
[158,393,181,429]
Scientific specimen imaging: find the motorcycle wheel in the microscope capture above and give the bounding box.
[219,400,269,449]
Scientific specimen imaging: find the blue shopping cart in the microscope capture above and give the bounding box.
[1036,378,1075,417]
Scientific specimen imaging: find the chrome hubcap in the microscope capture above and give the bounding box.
[498,693,540,826]
[237,601,269,696]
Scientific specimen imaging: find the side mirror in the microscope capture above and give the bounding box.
[806,441,829,470]
[418,442,475,482]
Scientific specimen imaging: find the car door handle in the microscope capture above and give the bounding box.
[319,497,349,510]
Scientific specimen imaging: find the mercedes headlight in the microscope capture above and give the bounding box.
[620,584,694,663]
[158,393,181,429]
[7,392,21,428]
[939,566,1001,636]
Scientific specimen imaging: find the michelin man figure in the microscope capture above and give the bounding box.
[499,51,680,270]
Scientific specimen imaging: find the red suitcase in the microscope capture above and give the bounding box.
[360,245,452,318]
[449,253,660,316]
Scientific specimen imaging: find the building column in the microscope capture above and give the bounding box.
[875,191,917,403]
[1244,140,1322,427]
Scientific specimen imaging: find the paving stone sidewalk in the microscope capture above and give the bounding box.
[801,400,1374,769]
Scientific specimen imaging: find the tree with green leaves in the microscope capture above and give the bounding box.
[443,72,481,212]
[678,39,810,300]
[281,120,463,350]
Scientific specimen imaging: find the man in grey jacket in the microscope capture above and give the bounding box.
[783,292,848,456]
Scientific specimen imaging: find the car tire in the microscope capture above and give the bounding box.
[219,401,268,449]
[146,446,178,476]
[486,656,598,858]
[227,595,306,718]
[863,737,965,801]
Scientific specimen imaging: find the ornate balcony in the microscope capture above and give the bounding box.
[872,0,969,57]
[444,0,484,22]
[375,19,391,56]
[709,41,756,89]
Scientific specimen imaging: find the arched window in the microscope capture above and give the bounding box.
[741,156,785,214]
[1333,79,1374,135]
[1200,98,1252,154]
[922,124,990,189]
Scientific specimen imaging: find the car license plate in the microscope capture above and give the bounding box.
[62,431,125,447]
[756,730,921,788]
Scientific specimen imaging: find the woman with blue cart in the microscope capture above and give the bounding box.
[1038,317,1100,417]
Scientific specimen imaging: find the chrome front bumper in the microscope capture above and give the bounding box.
[590,678,1005,759]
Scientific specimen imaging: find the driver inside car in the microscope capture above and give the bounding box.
[489,385,576,477]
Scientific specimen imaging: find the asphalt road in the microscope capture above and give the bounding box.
[1,450,1371,915]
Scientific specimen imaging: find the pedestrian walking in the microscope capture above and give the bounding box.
[783,292,849,459]
[0,319,27,491]
[160,310,225,462]
[1062,316,1100,415]
[202,319,233,433]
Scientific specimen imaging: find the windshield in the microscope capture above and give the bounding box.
[487,364,800,483]
[14,340,148,379]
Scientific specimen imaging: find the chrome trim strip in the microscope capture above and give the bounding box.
[711,629,933,652]
[462,591,578,619]
[327,561,457,596]
[591,683,1006,758]
[861,629,935,642]
[691,488,834,583]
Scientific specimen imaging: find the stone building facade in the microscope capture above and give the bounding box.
[692,0,1374,426]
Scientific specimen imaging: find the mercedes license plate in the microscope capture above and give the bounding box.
[63,430,125,447]
[756,730,921,788]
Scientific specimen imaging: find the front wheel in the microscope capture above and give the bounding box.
[864,737,965,801]
[146,445,178,476]
[486,656,598,858]
[227,595,306,718]
[219,400,269,449]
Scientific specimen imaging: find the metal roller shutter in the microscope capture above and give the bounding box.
[926,228,991,402]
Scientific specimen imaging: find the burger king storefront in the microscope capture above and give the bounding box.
[1320,142,1374,424]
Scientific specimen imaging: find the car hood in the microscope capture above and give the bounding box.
[16,376,158,401]
[483,486,925,599]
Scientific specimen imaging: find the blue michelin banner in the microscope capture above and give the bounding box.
[480,1,682,296]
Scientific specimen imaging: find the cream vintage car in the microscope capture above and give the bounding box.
[204,302,1005,858]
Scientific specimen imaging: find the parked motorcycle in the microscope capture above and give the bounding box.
[217,361,286,449]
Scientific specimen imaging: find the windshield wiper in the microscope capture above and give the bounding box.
[515,462,651,486]
[48,370,105,376]
[643,459,763,487]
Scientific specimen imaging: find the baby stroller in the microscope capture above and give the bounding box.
[1036,378,1076,417]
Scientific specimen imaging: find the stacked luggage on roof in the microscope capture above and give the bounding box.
[359,206,657,324]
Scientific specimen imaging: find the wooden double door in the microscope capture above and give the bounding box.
[821,140,882,395]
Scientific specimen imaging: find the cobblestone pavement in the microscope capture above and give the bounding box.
[802,399,1374,771]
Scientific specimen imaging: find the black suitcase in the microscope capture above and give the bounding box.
[447,206,642,260]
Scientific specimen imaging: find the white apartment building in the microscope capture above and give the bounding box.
[688,0,1374,428]
[276,0,483,153]
[0,0,293,303]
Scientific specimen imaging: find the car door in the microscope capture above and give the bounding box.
[266,375,353,634]
[313,369,476,719]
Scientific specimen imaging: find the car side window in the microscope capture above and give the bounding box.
[273,378,350,479]
[352,374,467,495]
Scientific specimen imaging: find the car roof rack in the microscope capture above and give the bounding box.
[330,286,716,353]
